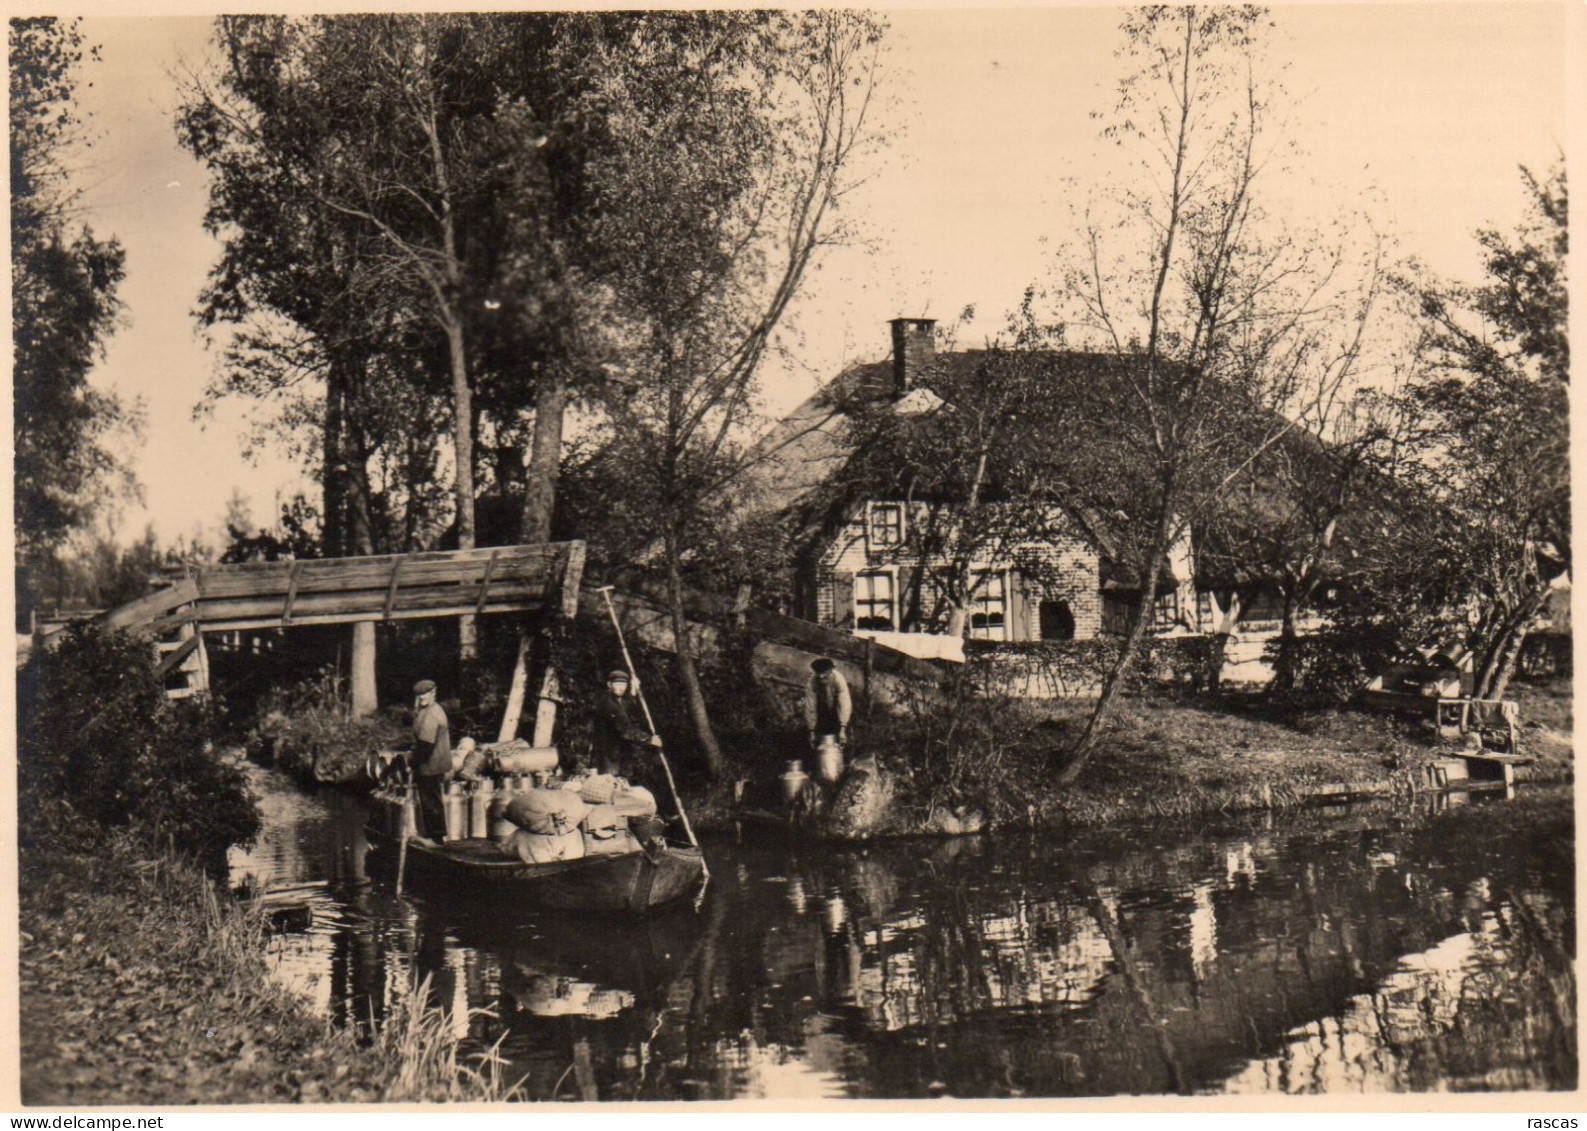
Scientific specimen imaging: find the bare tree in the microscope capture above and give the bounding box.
[1042,6,1385,779]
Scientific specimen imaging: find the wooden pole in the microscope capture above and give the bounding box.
[351,620,377,719]
[194,629,211,696]
[595,587,706,867]
[498,632,532,742]
[531,666,559,748]
[395,786,414,896]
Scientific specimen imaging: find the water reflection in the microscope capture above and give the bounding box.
[228,768,1574,1099]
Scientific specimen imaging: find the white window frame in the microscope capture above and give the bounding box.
[967,567,1010,641]
[853,567,899,632]
[864,501,906,554]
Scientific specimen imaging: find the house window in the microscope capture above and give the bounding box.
[1154,589,1179,627]
[968,570,1007,640]
[1102,593,1137,636]
[854,570,897,631]
[866,501,905,551]
[1040,599,1076,641]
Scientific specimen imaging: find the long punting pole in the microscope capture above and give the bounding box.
[594,586,707,878]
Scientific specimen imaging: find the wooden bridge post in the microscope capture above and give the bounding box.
[530,666,560,748]
[497,634,532,743]
[194,629,211,696]
[350,620,377,719]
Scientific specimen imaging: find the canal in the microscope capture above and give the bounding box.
[228,767,1575,1099]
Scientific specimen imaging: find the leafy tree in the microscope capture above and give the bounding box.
[1040,6,1386,779]
[1197,382,1402,691]
[594,11,888,775]
[11,17,135,559]
[1405,163,1568,702]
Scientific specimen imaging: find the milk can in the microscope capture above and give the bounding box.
[815,736,845,784]
[443,780,469,841]
[489,781,517,842]
[469,779,492,838]
[780,760,810,803]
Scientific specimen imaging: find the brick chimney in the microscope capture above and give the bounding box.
[890,317,936,394]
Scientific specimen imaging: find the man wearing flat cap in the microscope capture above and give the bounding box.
[592,667,661,786]
[410,679,451,840]
[804,657,852,749]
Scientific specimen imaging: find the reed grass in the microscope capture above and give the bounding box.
[371,976,528,1102]
[21,832,525,1105]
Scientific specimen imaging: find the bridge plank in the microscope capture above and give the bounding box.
[202,600,546,632]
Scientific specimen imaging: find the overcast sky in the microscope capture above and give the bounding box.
[63,3,1572,549]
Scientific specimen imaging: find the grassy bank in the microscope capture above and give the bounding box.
[684,675,1574,837]
[19,834,520,1106]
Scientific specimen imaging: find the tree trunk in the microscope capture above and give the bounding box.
[322,358,347,557]
[348,426,376,557]
[664,529,725,777]
[350,621,377,719]
[347,370,378,720]
[1273,587,1300,693]
[1206,633,1230,694]
[520,367,569,545]
[445,317,478,661]
[1058,509,1175,784]
[421,68,477,661]
[1486,623,1533,706]
[1476,583,1550,700]
[498,632,532,743]
[1204,589,1242,694]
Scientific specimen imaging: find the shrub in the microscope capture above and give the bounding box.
[964,635,1211,697]
[1272,621,1405,705]
[18,625,260,868]
[860,657,1057,829]
[250,666,408,784]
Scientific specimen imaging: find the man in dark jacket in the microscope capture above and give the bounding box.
[410,678,451,841]
[592,668,661,785]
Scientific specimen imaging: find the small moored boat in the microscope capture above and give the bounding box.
[365,791,705,914]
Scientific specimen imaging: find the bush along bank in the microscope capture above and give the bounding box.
[675,662,1574,840]
[16,627,520,1106]
[247,666,409,786]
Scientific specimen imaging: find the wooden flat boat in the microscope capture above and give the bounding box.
[366,825,705,914]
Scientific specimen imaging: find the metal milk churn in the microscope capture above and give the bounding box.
[469,779,492,838]
[780,760,810,803]
[443,780,468,841]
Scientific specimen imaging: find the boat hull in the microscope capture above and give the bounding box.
[367,827,705,914]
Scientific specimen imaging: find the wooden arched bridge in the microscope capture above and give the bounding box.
[92,542,585,703]
[85,538,944,736]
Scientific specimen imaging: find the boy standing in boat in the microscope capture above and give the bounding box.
[593,668,661,785]
[410,678,451,842]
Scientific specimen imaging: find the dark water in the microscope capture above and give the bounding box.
[228,769,1576,1099]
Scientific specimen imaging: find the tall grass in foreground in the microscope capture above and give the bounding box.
[372,975,527,1102]
[23,831,525,1104]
